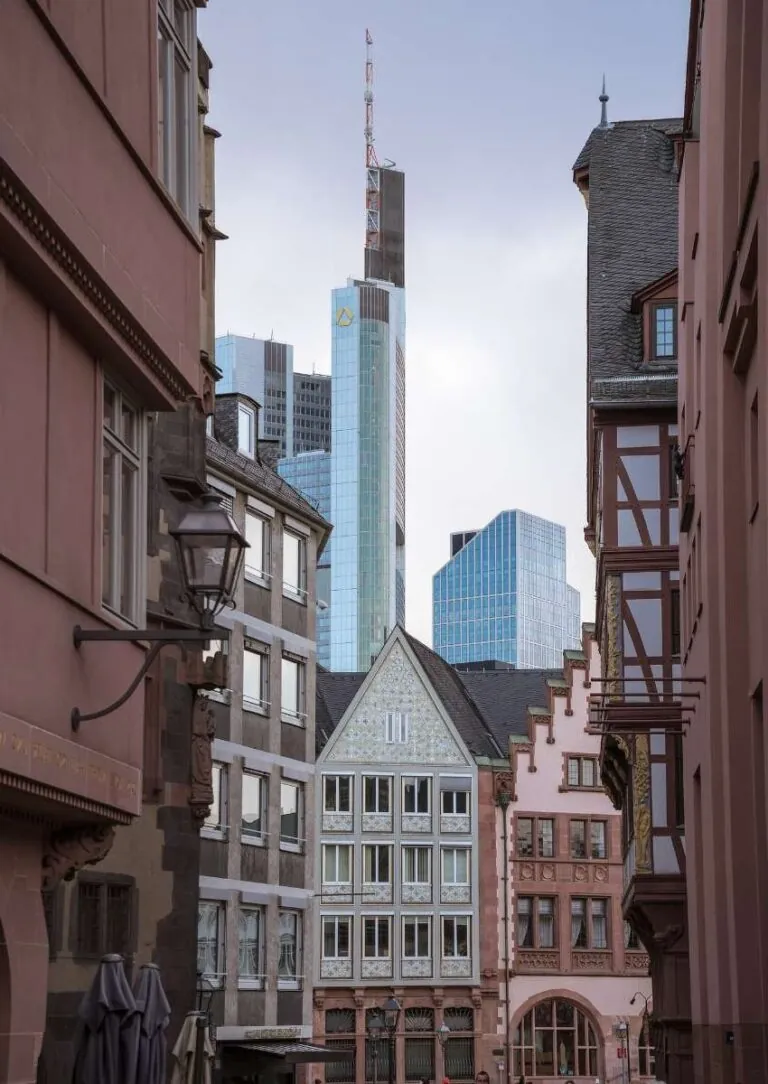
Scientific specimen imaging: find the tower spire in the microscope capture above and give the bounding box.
[365,30,381,254]
[364,29,378,169]
[599,75,609,128]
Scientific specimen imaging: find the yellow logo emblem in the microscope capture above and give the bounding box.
[336,307,354,328]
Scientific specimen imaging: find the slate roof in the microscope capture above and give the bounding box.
[457,668,563,746]
[206,436,331,543]
[316,670,366,752]
[573,118,682,405]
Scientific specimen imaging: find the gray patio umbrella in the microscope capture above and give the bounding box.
[72,954,140,1084]
[133,964,171,1084]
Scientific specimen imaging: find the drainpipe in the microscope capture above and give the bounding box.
[496,786,512,1084]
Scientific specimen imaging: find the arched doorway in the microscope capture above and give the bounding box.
[511,997,602,1080]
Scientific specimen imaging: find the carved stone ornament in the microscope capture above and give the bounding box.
[189,695,216,822]
[494,771,515,805]
[573,864,588,882]
[520,863,535,880]
[603,574,623,700]
[313,990,326,1009]
[652,924,684,951]
[634,734,652,872]
[540,863,555,880]
[41,823,116,890]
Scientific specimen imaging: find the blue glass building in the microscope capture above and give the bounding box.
[432,510,581,668]
[215,335,295,458]
[277,451,332,668]
[330,279,406,671]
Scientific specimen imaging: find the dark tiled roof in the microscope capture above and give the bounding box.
[591,371,678,406]
[573,118,682,405]
[457,669,561,744]
[316,670,366,752]
[206,436,331,540]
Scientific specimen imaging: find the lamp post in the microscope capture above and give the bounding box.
[367,1013,384,1084]
[383,997,401,1084]
[71,492,247,730]
[437,1023,450,1083]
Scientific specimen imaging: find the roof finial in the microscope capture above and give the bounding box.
[599,75,609,128]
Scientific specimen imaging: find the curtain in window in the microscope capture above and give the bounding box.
[238,909,260,978]
[591,901,607,949]
[538,899,554,948]
[197,903,220,977]
[517,898,532,947]
[278,912,298,978]
[571,900,587,948]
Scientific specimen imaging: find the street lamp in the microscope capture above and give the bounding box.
[382,997,401,1084]
[367,1011,385,1084]
[71,492,247,730]
[630,992,650,1013]
[437,1023,450,1083]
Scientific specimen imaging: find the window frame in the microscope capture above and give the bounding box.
[243,641,270,714]
[202,762,227,838]
[322,843,353,885]
[324,774,353,814]
[279,779,304,851]
[441,847,470,886]
[322,915,352,960]
[516,895,557,950]
[650,300,678,361]
[565,755,601,790]
[156,0,196,217]
[237,403,256,458]
[441,915,471,959]
[402,915,432,959]
[402,845,432,886]
[282,528,308,602]
[569,818,608,860]
[237,905,264,988]
[363,915,392,959]
[241,770,268,844]
[402,775,431,815]
[363,843,392,884]
[244,511,270,584]
[570,896,610,951]
[101,379,145,625]
[197,899,225,987]
[74,874,135,959]
[441,789,469,816]
[277,909,302,987]
[363,775,392,814]
[516,815,555,858]
[385,711,409,744]
[281,655,306,725]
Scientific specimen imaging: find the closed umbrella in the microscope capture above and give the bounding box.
[72,954,139,1084]
[170,1013,214,1084]
[133,964,171,1084]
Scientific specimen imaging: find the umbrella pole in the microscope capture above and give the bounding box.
[193,1013,207,1084]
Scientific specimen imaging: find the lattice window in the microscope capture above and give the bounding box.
[405,1008,434,1032]
[444,1007,473,1031]
[326,1009,356,1034]
[444,1038,474,1081]
[325,1040,356,1084]
[405,1038,434,1081]
[76,878,133,958]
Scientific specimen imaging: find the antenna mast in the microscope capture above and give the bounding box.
[365,28,380,252]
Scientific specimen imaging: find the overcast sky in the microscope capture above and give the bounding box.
[199,1,689,648]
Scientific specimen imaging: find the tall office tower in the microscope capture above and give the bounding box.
[432,510,581,668]
[277,450,332,668]
[293,372,332,453]
[215,334,294,457]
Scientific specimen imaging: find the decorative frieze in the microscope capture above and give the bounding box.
[439,813,471,834]
[323,812,353,833]
[516,950,560,972]
[402,884,432,904]
[402,958,432,979]
[402,814,431,833]
[441,885,471,905]
[321,883,353,904]
[625,951,651,972]
[362,882,393,904]
[440,957,471,978]
[321,959,353,980]
[362,813,393,833]
[572,950,613,972]
[362,959,393,979]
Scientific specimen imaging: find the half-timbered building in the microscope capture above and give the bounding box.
[572,106,692,1083]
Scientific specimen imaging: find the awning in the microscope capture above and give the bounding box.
[223,1041,338,1065]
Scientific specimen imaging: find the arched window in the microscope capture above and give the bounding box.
[512,998,600,1078]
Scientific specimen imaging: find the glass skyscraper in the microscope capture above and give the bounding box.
[432,510,581,668]
[330,278,406,671]
[277,451,332,668]
[215,335,295,458]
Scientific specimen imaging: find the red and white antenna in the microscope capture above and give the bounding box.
[365,29,381,252]
[364,28,378,169]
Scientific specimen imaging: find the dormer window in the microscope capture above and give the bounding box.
[238,403,255,458]
[651,301,677,361]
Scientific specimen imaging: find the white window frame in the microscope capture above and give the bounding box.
[441,789,469,815]
[237,905,264,988]
[245,511,270,584]
[243,641,269,714]
[322,915,352,960]
[363,915,392,959]
[403,776,431,815]
[402,915,432,959]
[279,779,304,851]
[385,711,409,744]
[363,843,392,884]
[363,775,392,814]
[441,847,470,886]
[197,900,225,987]
[102,379,145,625]
[238,403,256,458]
[156,0,196,217]
[442,915,471,959]
[241,770,267,844]
[281,655,306,725]
[283,529,308,602]
[322,844,353,885]
[402,845,432,885]
[202,763,227,839]
[324,775,353,814]
[277,909,302,987]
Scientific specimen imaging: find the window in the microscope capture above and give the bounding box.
[278,910,301,983]
[512,999,599,1078]
[205,414,214,438]
[402,846,431,884]
[571,898,609,950]
[245,513,269,581]
[364,776,391,814]
[323,844,352,884]
[403,776,430,814]
[280,780,303,848]
[385,711,409,743]
[404,1009,435,1081]
[363,844,392,883]
[197,900,225,985]
[403,916,431,958]
[325,1011,357,1084]
[238,907,263,983]
[566,756,599,789]
[441,789,469,815]
[443,1009,475,1081]
[442,848,470,885]
[363,916,391,957]
[281,656,305,722]
[76,877,133,957]
[624,921,640,950]
[241,771,267,840]
[237,403,255,457]
[283,530,307,599]
[670,587,681,657]
[638,1019,656,1076]
[442,915,470,958]
[517,817,555,858]
[203,763,227,833]
[569,819,607,859]
[102,381,142,622]
[157,0,194,215]
[651,301,678,360]
[324,775,352,814]
[322,916,351,959]
[516,896,555,949]
[243,644,269,711]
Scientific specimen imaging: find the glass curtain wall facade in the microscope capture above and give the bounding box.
[215,335,295,457]
[294,373,332,453]
[432,510,581,668]
[277,451,332,667]
[330,280,406,671]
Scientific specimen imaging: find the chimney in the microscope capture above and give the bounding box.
[258,440,282,469]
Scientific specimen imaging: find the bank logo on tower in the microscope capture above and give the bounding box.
[335,307,354,327]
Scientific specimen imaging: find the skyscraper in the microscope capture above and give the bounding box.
[432,510,581,668]
[215,335,294,457]
[293,372,332,453]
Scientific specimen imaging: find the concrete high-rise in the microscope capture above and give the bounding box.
[293,371,331,454]
[215,334,294,457]
[432,510,581,668]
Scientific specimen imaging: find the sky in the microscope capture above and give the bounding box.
[199,1,690,648]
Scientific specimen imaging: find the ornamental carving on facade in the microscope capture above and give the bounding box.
[520,863,534,880]
[593,865,608,882]
[573,864,588,881]
[540,863,555,880]
[633,733,652,872]
[603,574,622,699]
[516,950,560,971]
[189,695,216,822]
[494,771,515,805]
[653,924,684,951]
[41,823,116,890]
[572,950,612,971]
[625,952,651,971]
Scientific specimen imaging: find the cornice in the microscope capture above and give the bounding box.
[0,769,133,825]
